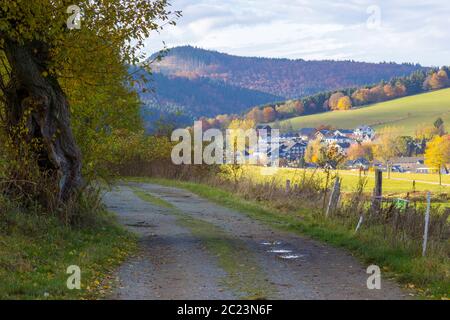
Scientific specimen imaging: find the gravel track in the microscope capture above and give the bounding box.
[104,183,409,300]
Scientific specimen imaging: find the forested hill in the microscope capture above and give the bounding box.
[152,46,426,98]
[139,73,283,132]
[141,46,428,132]
[141,72,283,118]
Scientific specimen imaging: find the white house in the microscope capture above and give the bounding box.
[334,129,354,138]
[354,125,375,140]
[324,133,354,145]
[298,128,317,141]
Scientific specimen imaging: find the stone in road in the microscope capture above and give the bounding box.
[104,182,409,300]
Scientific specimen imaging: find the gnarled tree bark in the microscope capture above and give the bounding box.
[3,39,82,204]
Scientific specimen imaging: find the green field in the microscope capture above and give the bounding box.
[277,88,450,135]
[242,166,450,197]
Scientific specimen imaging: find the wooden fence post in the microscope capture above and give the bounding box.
[286,180,291,193]
[264,181,271,198]
[326,177,341,217]
[422,192,431,257]
[372,169,383,213]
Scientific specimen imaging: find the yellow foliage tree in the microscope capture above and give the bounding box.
[347,142,374,161]
[425,135,450,185]
[351,88,370,106]
[305,138,322,164]
[222,119,256,184]
[227,119,256,158]
[373,127,402,178]
[328,92,345,110]
[424,69,449,90]
[415,124,440,140]
[336,96,353,111]
[228,119,256,131]
[305,139,345,168]
[0,0,179,206]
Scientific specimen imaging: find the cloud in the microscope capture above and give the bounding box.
[144,0,450,66]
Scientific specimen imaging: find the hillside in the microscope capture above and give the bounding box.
[141,72,283,118]
[275,88,450,135]
[153,46,426,99]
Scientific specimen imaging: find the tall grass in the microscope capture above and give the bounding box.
[0,170,137,299]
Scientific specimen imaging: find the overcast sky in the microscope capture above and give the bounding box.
[144,0,450,66]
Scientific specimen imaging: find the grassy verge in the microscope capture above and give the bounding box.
[127,177,449,300]
[131,187,274,299]
[0,209,137,300]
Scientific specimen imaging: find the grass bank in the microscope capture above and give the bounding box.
[0,209,137,300]
[127,177,449,300]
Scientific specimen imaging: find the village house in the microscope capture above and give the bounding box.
[314,129,333,141]
[390,156,425,173]
[279,132,301,144]
[354,125,375,140]
[335,142,352,154]
[334,129,355,138]
[280,141,308,162]
[298,128,317,141]
[256,124,273,139]
[346,158,371,170]
[324,132,354,145]
[256,124,376,166]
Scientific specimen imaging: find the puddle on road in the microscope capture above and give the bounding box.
[268,249,292,254]
[261,241,282,246]
[279,254,304,260]
[261,240,304,260]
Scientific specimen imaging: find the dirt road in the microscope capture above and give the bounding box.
[104,182,409,300]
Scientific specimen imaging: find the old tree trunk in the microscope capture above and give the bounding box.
[3,39,82,204]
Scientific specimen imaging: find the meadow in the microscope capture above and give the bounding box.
[242,166,450,197]
[276,88,450,135]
